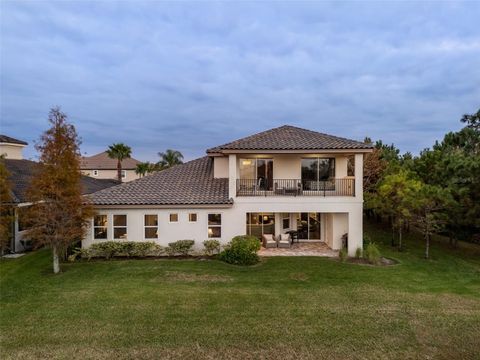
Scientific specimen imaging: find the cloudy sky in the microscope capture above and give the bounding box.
[1,1,479,161]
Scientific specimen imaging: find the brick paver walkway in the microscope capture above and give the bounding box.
[258,242,338,257]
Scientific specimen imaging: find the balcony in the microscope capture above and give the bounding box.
[236,178,355,197]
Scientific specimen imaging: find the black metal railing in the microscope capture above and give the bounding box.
[236,178,355,197]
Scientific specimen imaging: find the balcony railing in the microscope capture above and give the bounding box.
[236,178,355,197]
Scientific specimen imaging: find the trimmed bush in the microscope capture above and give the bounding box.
[219,235,261,265]
[84,241,161,260]
[355,247,363,259]
[203,239,221,256]
[364,243,381,265]
[339,248,348,262]
[166,240,195,256]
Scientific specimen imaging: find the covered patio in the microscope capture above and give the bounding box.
[258,242,339,257]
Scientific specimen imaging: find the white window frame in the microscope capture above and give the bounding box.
[144,214,158,240]
[188,213,197,223]
[113,214,127,240]
[169,213,179,223]
[92,170,99,176]
[207,213,222,238]
[121,170,127,179]
[93,214,108,240]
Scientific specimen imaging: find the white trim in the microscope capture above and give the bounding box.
[207,212,222,239]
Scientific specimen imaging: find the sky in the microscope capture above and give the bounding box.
[1,1,479,162]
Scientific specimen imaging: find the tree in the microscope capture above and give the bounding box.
[107,143,132,182]
[375,170,421,250]
[157,149,183,169]
[25,107,93,273]
[0,156,14,254]
[413,184,451,259]
[461,108,480,130]
[135,162,159,177]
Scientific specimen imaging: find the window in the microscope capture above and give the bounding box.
[169,213,178,222]
[282,214,290,230]
[246,213,275,239]
[121,170,127,179]
[301,158,335,190]
[189,213,197,222]
[208,214,221,238]
[93,215,108,239]
[144,215,158,239]
[92,170,99,176]
[113,215,127,239]
[239,158,274,190]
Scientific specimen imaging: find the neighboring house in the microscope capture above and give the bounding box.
[80,151,141,182]
[83,125,373,256]
[0,135,28,160]
[4,158,119,252]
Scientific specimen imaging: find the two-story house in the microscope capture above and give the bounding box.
[81,151,141,182]
[82,125,373,255]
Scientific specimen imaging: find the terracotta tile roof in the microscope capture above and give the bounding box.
[206,125,372,153]
[0,135,28,146]
[3,159,119,204]
[88,157,231,206]
[80,151,141,170]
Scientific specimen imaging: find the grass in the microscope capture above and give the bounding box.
[1,221,479,359]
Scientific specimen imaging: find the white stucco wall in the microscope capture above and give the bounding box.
[213,156,229,178]
[0,144,25,160]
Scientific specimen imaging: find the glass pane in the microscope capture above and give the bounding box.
[144,227,158,239]
[261,213,275,236]
[319,159,335,180]
[94,227,107,239]
[309,213,321,240]
[208,226,221,238]
[114,227,127,239]
[189,213,197,222]
[170,213,178,222]
[144,215,158,226]
[249,213,262,239]
[301,159,318,190]
[94,215,107,227]
[113,215,127,227]
[298,213,309,240]
[208,214,221,225]
[239,158,255,179]
[283,217,290,230]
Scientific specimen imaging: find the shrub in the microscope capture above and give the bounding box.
[363,234,372,246]
[203,239,221,256]
[339,248,348,262]
[364,243,381,265]
[89,241,123,259]
[166,240,195,256]
[219,235,261,265]
[355,247,363,259]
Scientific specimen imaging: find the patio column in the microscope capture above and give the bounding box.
[228,154,237,199]
[354,153,363,200]
[347,209,363,256]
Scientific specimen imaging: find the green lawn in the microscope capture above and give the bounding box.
[1,222,479,359]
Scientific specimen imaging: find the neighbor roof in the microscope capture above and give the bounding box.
[0,135,28,146]
[88,157,231,206]
[206,125,372,153]
[4,159,119,204]
[80,151,141,170]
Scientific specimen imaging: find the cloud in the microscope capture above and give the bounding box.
[1,1,479,161]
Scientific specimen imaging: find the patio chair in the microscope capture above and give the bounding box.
[277,233,291,248]
[262,234,277,248]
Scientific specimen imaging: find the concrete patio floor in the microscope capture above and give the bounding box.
[258,242,338,257]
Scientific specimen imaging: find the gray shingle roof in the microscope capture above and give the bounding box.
[3,159,119,204]
[207,125,372,153]
[0,135,28,146]
[80,151,141,170]
[88,157,231,206]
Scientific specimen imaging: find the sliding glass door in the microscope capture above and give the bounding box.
[239,158,273,190]
[297,213,321,240]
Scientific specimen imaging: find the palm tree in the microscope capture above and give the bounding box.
[135,162,154,178]
[106,143,132,182]
[157,149,183,169]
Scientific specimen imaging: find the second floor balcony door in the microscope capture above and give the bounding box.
[257,159,273,190]
[239,158,273,191]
